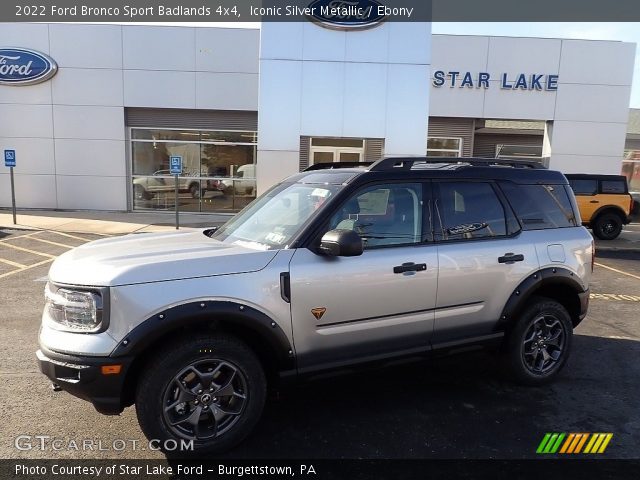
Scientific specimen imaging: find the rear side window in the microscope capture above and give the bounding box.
[435,182,507,240]
[569,179,597,195]
[601,180,627,194]
[501,183,577,230]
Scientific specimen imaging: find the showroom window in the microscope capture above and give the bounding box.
[130,128,257,213]
[427,137,462,157]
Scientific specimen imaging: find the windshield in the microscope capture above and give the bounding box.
[212,183,342,250]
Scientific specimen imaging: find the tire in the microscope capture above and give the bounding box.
[505,297,573,386]
[135,334,267,455]
[134,184,150,201]
[189,183,202,199]
[593,212,623,240]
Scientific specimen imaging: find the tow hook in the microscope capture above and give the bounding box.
[51,383,62,392]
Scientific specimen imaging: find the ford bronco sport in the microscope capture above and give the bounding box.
[566,173,634,240]
[37,157,593,453]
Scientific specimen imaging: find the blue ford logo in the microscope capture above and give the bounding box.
[308,0,386,30]
[0,48,58,86]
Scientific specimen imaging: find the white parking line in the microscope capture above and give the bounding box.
[0,257,27,268]
[0,258,54,280]
[0,242,55,258]
[24,236,75,249]
[46,231,94,242]
[594,262,640,281]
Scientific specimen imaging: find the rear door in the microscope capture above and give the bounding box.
[432,181,539,344]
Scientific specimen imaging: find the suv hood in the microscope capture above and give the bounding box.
[48,230,278,287]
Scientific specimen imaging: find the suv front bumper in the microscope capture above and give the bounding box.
[36,347,133,415]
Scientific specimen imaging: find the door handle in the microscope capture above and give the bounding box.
[498,253,524,264]
[590,200,600,204]
[393,262,427,274]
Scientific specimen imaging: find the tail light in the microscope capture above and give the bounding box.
[630,195,635,214]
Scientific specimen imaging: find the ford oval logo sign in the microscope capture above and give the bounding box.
[0,48,58,86]
[308,0,386,30]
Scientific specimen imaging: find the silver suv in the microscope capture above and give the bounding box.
[37,158,593,453]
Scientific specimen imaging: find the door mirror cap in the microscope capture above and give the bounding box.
[319,229,363,257]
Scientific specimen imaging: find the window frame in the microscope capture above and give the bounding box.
[432,179,513,243]
[600,179,628,194]
[499,182,578,231]
[128,126,257,212]
[310,180,434,251]
[568,178,598,196]
[427,136,463,157]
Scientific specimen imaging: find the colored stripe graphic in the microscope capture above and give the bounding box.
[538,433,613,454]
[574,433,588,453]
[536,433,552,454]
[559,433,575,453]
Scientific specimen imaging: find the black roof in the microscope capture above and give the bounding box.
[291,157,568,185]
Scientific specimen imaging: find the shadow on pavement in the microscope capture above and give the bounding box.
[210,334,640,459]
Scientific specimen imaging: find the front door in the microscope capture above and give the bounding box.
[289,181,438,371]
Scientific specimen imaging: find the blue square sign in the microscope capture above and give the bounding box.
[4,149,16,167]
[169,155,182,175]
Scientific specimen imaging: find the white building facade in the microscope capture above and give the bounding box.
[0,22,635,213]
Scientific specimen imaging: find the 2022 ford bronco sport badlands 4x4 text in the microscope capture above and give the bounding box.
[37,158,593,453]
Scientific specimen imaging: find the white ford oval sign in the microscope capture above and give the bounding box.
[0,48,58,86]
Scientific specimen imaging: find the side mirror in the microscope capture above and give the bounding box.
[318,229,363,257]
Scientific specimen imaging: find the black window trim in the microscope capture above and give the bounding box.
[305,179,435,252]
[431,179,514,244]
[500,182,579,231]
[599,178,629,195]
[568,178,599,196]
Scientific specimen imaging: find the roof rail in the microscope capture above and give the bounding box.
[369,157,546,171]
[303,161,373,171]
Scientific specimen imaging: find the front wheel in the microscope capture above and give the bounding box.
[505,297,573,386]
[593,212,623,240]
[189,183,202,199]
[135,334,266,455]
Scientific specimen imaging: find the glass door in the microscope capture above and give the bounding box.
[310,138,365,166]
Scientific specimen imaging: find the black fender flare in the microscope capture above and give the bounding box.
[497,267,588,329]
[591,205,628,224]
[110,301,295,370]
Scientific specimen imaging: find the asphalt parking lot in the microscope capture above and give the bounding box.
[0,227,638,460]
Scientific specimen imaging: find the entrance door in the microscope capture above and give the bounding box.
[310,138,365,166]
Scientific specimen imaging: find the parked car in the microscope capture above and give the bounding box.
[133,169,204,200]
[222,164,256,195]
[38,157,593,454]
[565,174,634,240]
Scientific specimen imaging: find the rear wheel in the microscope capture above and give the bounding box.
[593,212,623,240]
[505,297,572,385]
[135,334,266,455]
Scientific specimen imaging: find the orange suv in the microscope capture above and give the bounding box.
[566,174,634,240]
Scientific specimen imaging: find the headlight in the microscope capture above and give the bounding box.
[44,283,107,332]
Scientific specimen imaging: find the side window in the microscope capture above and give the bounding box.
[435,182,507,240]
[501,183,577,230]
[329,183,424,248]
[569,179,598,195]
[601,180,627,194]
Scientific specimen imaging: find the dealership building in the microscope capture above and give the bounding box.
[0,22,636,213]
